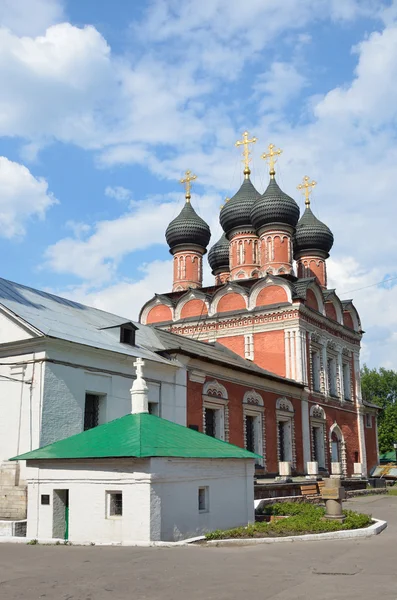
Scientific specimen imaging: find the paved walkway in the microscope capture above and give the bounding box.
[0,495,395,600]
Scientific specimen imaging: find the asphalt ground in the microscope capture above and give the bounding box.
[0,495,395,600]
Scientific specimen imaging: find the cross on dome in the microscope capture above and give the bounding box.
[297,175,317,207]
[261,143,283,179]
[235,131,257,178]
[180,170,197,203]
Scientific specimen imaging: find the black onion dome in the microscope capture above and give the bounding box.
[294,206,334,256]
[165,201,211,251]
[208,233,230,273]
[250,178,300,231]
[220,178,260,235]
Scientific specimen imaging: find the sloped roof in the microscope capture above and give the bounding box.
[0,277,171,365]
[11,413,259,461]
[146,327,303,387]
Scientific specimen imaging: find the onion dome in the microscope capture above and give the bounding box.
[165,201,211,252]
[251,178,300,231]
[294,206,334,256]
[208,233,230,274]
[220,177,260,236]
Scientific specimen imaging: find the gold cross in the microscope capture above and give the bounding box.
[180,170,197,202]
[297,175,317,207]
[261,143,283,179]
[235,131,257,178]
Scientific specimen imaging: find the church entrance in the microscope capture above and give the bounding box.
[53,489,69,541]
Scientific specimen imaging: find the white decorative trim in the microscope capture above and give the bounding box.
[140,297,174,324]
[329,423,347,476]
[310,404,325,419]
[276,397,294,413]
[174,291,209,321]
[249,276,292,309]
[188,370,206,384]
[210,285,249,315]
[307,283,325,315]
[243,389,264,406]
[203,379,228,399]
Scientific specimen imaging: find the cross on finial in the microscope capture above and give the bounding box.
[297,175,317,207]
[133,357,145,380]
[220,197,230,210]
[235,131,257,178]
[261,143,283,179]
[180,170,197,203]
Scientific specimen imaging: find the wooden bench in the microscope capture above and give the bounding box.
[300,484,319,498]
[317,480,325,494]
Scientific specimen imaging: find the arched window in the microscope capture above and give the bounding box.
[202,380,229,441]
[275,397,295,468]
[243,391,265,467]
[310,404,326,470]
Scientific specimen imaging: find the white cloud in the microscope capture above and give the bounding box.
[0,156,56,238]
[55,260,173,320]
[104,186,131,202]
[0,0,64,36]
[44,191,222,284]
[253,62,307,111]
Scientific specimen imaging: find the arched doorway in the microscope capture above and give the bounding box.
[329,423,346,475]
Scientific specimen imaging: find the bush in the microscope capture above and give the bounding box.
[205,503,372,540]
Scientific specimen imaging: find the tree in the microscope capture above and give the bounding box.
[361,365,397,453]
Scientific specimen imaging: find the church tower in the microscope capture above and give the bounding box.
[165,171,211,292]
[250,145,300,276]
[294,176,334,288]
[219,132,261,281]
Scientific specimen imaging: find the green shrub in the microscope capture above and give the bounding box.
[205,504,372,540]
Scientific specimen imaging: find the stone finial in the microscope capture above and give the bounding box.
[131,357,149,414]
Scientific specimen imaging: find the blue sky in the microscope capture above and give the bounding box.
[1,0,397,368]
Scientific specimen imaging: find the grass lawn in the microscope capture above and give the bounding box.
[205,502,372,540]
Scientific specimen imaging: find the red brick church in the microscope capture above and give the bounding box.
[140,134,378,477]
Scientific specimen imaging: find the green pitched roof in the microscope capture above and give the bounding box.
[11,413,260,461]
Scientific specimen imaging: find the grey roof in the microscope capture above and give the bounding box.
[220,177,260,235]
[144,326,303,388]
[0,277,171,366]
[165,201,211,251]
[208,232,230,274]
[251,178,300,231]
[362,398,381,410]
[294,206,334,256]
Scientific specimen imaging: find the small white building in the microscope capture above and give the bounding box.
[13,360,256,544]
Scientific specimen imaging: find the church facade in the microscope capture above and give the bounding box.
[140,135,379,478]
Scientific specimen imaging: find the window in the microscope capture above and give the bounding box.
[244,334,254,360]
[245,415,255,453]
[365,414,372,428]
[41,494,50,505]
[311,350,321,392]
[198,487,209,512]
[327,357,337,397]
[277,419,293,463]
[107,492,123,517]
[84,394,100,431]
[205,408,216,437]
[120,326,135,345]
[148,402,159,416]
[343,363,351,400]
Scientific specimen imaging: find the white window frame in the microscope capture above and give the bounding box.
[244,333,254,361]
[198,486,209,513]
[342,362,351,400]
[311,349,321,392]
[106,491,123,518]
[327,356,337,397]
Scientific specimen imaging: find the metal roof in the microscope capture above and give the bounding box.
[0,277,171,365]
[11,413,260,461]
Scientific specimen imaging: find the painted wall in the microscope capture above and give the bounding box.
[25,457,254,543]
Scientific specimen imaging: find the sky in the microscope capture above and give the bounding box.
[0,0,397,369]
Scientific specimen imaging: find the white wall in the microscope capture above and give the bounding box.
[151,457,255,541]
[26,459,152,543]
[25,457,255,543]
[0,351,45,468]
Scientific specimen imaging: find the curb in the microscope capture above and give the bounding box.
[205,518,387,546]
[0,535,206,547]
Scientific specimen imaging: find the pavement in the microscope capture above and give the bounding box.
[0,495,395,600]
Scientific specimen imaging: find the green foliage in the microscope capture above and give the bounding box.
[205,502,372,540]
[361,365,397,453]
[27,539,38,545]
